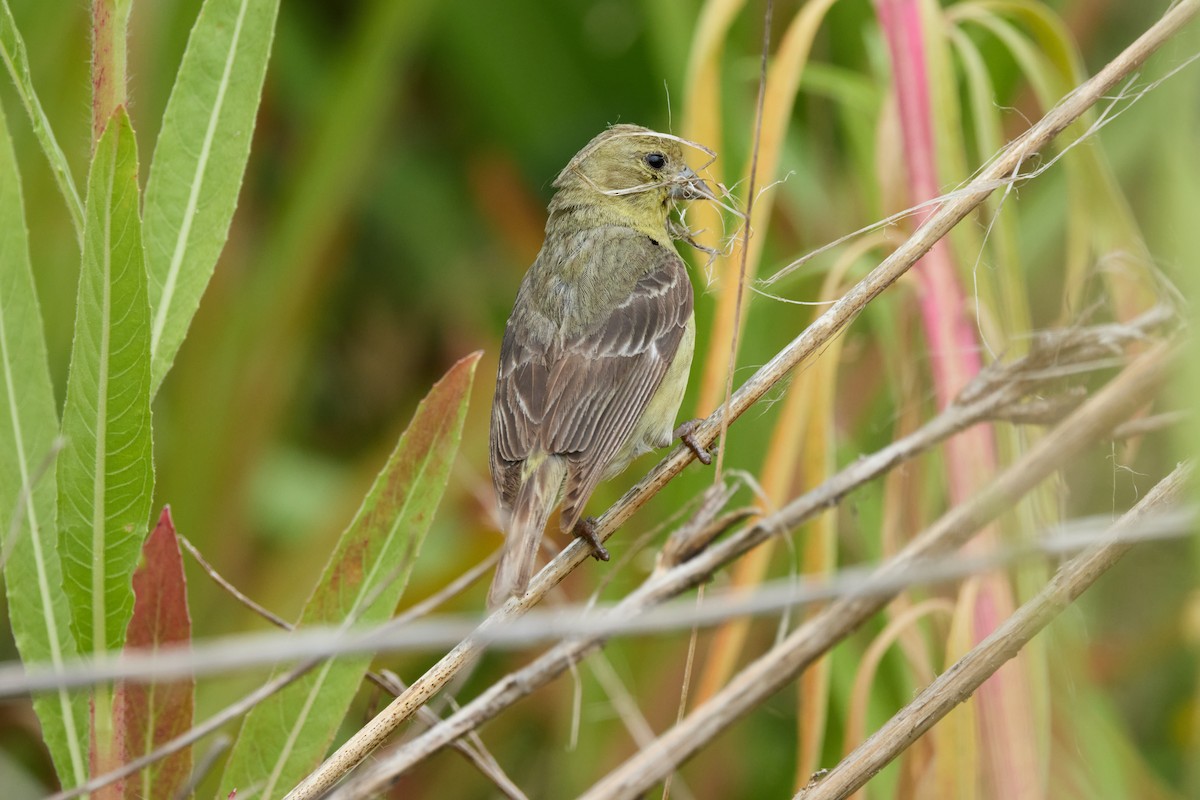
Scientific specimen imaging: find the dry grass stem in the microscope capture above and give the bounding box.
[280,2,1197,793]
[1110,409,1189,439]
[369,674,528,800]
[50,660,324,800]
[6,318,1170,699]
[327,335,1177,798]
[174,733,231,800]
[711,0,771,479]
[795,461,1193,800]
[587,655,697,800]
[24,328,1181,800]
[50,552,504,799]
[179,535,292,630]
[569,340,1176,800]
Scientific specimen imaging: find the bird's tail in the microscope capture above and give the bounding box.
[487,456,566,608]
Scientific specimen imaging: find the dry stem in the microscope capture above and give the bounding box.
[331,338,1175,798]
[794,461,1193,800]
[568,342,1174,800]
[51,553,505,800]
[286,1,1198,794]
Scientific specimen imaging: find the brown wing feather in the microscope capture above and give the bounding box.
[489,236,692,531]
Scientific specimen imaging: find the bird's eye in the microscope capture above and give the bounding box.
[644,152,667,170]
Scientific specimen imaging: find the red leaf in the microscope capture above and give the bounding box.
[108,507,194,798]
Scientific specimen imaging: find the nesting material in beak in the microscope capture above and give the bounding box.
[670,165,714,201]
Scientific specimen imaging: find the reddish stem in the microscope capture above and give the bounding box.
[876,0,988,426]
[91,0,128,145]
[875,1,1038,796]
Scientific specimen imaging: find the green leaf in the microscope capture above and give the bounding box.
[58,107,154,659]
[221,351,481,798]
[143,0,281,395]
[0,0,85,243]
[0,95,88,791]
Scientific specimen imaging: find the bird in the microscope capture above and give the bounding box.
[487,123,712,607]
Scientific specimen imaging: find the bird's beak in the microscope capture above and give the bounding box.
[670,166,712,201]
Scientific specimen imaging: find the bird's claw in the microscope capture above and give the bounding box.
[674,419,712,465]
[573,517,610,562]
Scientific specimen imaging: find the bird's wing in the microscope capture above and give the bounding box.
[490,236,693,530]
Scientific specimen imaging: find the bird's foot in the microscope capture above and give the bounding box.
[674,419,712,465]
[573,517,611,562]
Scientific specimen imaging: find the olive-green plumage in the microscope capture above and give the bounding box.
[488,124,706,606]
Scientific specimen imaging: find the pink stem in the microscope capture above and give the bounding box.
[876,1,988,422]
[875,1,1039,796]
[91,0,127,146]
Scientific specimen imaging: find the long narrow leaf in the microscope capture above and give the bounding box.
[0,0,84,243]
[221,352,480,799]
[0,97,88,791]
[58,106,154,659]
[110,507,193,800]
[143,0,280,394]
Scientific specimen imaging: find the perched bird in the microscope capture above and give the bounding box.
[488,124,712,606]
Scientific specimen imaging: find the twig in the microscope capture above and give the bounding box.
[1110,409,1188,439]
[14,501,1196,701]
[281,3,1198,793]
[663,584,704,800]
[794,461,1192,800]
[173,733,231,800]
[588,655,696,800]
[179,535,291,630]
[568,341,1174,800]
[184,531,492,700]
[374,672,529,800]
[0,317,1170,703]
[50,552,504,800]
[327,337,1175,798]
[384,551,500,631]
[50,659,323,800]
[713,0,771,479]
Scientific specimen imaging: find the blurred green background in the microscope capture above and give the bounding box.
[1,0,1197,797]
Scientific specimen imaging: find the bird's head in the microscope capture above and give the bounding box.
[552,124,710,231]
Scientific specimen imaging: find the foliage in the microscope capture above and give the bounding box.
[0,0,1195,797]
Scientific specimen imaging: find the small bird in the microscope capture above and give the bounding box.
[488,124,712,606]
